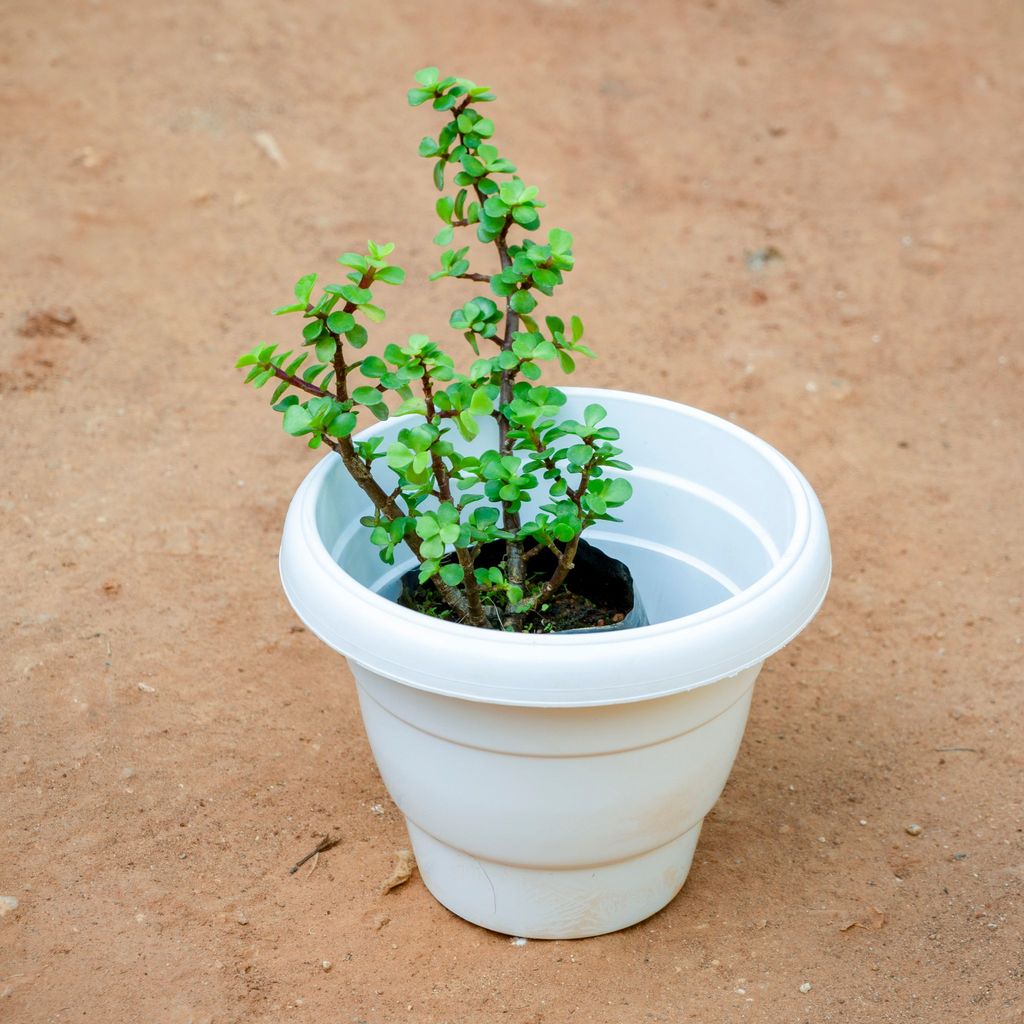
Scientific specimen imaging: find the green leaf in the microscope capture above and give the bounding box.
[433,225,454,246]
[604,478,633,505]
[394,396,428,417]
[438,563,465,587]
[456,409,479,441]
[352,385,381,405]
[282,405,313,436]
[549,228,573,254]
[386,442,414,470]
[510,290,537,314]
[326,311,355,334]
[294,273,317,304]
[360,303,386,323]
[414,66,439,87]
[338,252,369,271]
[570,315,584,342]
[469,388,493,415]
[421,536,445,560]
[360,355,388,378]
[340,285,372,304]
[302,319,324,341]
[408,87,434,107]
[273,302,307,316]
[346,324,369,348]
[315,337,336,362]
[584,403,606,427]
[416,516,440,540]
[436,196,455,223]
[433,160,445,191]
[375,266,405,286]
[418,559,440,584]
[325,411,357,438]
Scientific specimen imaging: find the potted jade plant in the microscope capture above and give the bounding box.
[238,68,831,939]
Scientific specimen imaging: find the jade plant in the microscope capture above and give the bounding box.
[237,68,633,631]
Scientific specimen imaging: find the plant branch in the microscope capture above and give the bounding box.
[320,433,474,622]
[327,270,374,402]
[269,365,330,400]
[422,371,490,628]
[518,533,580,615]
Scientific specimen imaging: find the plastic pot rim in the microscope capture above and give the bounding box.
[279,387,832,707]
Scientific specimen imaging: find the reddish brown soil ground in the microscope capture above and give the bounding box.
[2,1,1022,1021]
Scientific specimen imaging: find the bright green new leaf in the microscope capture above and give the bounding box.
[375,266,406,286]
[294,273,317,304]
[315,337,336,362]
[360,303,387,324]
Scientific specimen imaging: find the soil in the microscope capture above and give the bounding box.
[2,1,1022,1022]
[398,539,636,632]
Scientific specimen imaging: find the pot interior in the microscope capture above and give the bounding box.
[315,392,799,628]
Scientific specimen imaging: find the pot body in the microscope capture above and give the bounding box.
[279,389,831,938]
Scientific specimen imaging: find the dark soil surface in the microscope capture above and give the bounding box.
[399,539,636,632]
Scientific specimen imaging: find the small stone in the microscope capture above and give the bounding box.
[252,130,286,167]
[799,982,812,994]
[322,959,332,971]
[0,896,19,917]
[71,146,103,169]
[953,852,968,861]
[905,823,923,836]
[859,819,868,826]
[121,766,135,780]
[235,910,248,925]
[137,682,156,693]
[510,936,528,947]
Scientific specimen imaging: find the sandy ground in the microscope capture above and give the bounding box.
[2,0,1023,1021]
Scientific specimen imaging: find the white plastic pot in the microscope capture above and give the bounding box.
[279,388,830,938]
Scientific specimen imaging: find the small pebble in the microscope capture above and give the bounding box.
[0,896,19,917]
[137,683,156,693]
[510,936,528,946]
[236,910,248,925]
[799,982,812,994]
[953,852,968,861]
[322,960,332,971]
[905,823,923,836]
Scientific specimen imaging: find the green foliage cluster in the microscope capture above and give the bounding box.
[238,69,633,630]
